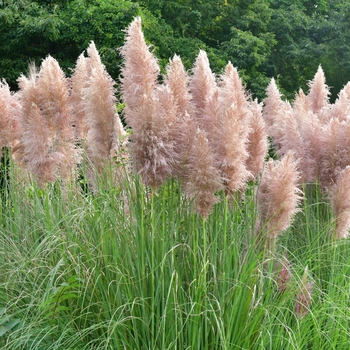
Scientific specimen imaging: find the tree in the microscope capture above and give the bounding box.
[267,0,350,101]
[0,0,141,88]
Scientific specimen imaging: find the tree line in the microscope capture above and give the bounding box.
[1,0,349,100]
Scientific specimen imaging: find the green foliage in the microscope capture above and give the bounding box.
[58,0,141,79]
[1,0,350,100]
[0,158,350,349]
[0,309,21,338]
[0,0,141,88]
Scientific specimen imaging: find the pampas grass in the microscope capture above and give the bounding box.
[256,153,302,250]
[2,16,350,350]
[307,65,330,114]
[215,62,251,194]
[183,128,222,217]
[120,17,176,188]
[189,50,217,124]
[15,57,78,185]
[120,17,160,111]
[69,52,90,141]
[246,99,268,179]
[0,80,20,154]
[83,42,126,186]
[330,166,350,238]
[163,55,196,180]
[263,67,350,234]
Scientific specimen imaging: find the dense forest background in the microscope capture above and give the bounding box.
[1,0,349,101]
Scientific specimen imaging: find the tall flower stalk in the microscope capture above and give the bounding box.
[120,17,176,189]
[330,166,350,239]
[16,58,78,185]
[215,62,251,194]
[256,153,302,251]
[0,80,21,155]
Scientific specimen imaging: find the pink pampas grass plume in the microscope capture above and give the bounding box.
[164,54,193,119]
[263,78,284,130]
[297,111,323,183]
[189,50,217,123]
[263,78,291,152]
[216,102,250,194]
[319,118,345,188]
[293,88,309,116]
[78,42,127,189]
[330,166,350,239]
[16,57,78,184]
[120,17,176,188]
[69,52,90,141]
[163,54,196,179]
[14,65,39,169]
[120,16,160,129]
[21,103,57,184]
[126,86,178,188]
[331,82,350,122]
[246,99,268,179]
[219,62,248,110]
[184,128,222,217]
[16,64,58,184]
[36,55,78,181]
[83,42,125,164]
[317,117,350,189]
[215,62,251,194]
[256,153,302,250]
[0,80,21,155]
[277,109,305,177]
[307,65,330,115]
[16,66,57,184]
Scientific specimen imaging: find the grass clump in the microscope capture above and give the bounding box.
[0,160,349,350]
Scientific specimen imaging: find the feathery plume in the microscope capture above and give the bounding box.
[331,82,350,122]
[69,53,90,141]
[120,17,176,188]
[256,153,302,250]
[277,109,305,179]
[330,166,350,239]
[318,118,348,188]
[184,128,222,217]
[120,16,160,128]
[83,42,125,165]
[127,87,177,188]
[215,63,251,194]
[293,88,309,116]
[202,87,221,148]
[36,55,78,181]
[163,55,196,179]
[0,80,21,155]
[246,99,268,179]
[164,54,193,119]
[263,78,292,152]
[216,103,250,194]
[14,65,39,168]
[219,62,248,109]
[189,50,217,124]
[263,78,284,131]
[296,111,323,183]
[16,57,78,184]
[307,65,330,115]
[21,103,56,185]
